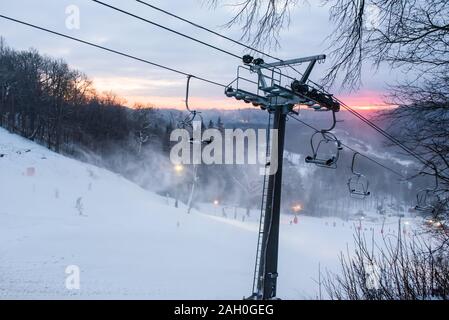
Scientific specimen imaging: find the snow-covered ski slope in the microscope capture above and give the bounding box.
[0,128,409,299]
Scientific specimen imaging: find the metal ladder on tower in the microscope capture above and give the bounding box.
[250,113,273,298]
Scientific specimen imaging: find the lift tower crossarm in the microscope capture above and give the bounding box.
[259,54,326,69]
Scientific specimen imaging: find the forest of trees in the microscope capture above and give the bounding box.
[0,38,167,158]
[0,40,271,213]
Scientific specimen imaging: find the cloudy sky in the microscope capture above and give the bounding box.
[0,0,399,110]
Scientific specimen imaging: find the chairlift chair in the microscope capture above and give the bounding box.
[304,110,342,169]
[415,174,441,214]
[178,76,201,128]
[179,75,211,145]
[415,171,442,214]
[415,189,440,214]
[305,131,342,169]
[347,152,370,199]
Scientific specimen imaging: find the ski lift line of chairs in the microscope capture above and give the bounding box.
[179,75,212,145]
[304,110,343,169]
[347,152,371,199]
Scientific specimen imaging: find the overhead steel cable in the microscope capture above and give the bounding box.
[0,6,434,171]
[0,14,226,88]
[135,0,283,62]
[130,0,442,168]
[93,2,353,110]
[288,114,407,179]
[341,141,407,180]
[91,0,242,60]
[135,0,330,85]
[338,103,432,167]
[291,74,435,169]
[91,1,311,95]
[96,0,311,81]
[288,76,435,168]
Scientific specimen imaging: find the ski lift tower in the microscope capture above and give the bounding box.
[225,54,340,300]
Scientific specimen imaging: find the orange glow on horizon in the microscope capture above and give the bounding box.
[339,90,395,111]
[92,77,395,111]
[123,95,242,110]
[122,94,395,111]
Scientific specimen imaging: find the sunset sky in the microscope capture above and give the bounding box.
[0,0,400,110]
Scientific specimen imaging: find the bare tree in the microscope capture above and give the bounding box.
[323,228,449,300]
[131,103,157,155]
[0,39,165,161]
[207,1,449,88]
[206,0,298,49]
[323,0,449,88]
[379,76,449,226]
[324,0,449,228]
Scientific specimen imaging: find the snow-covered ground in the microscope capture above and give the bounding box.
[0,128,416,299]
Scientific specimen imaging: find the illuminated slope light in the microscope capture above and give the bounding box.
[174,164,184,173]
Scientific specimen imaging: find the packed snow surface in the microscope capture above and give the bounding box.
[0,128,413,299]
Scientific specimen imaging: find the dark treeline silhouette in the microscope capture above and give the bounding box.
[0,38,164,159]
[0,40,263,211]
